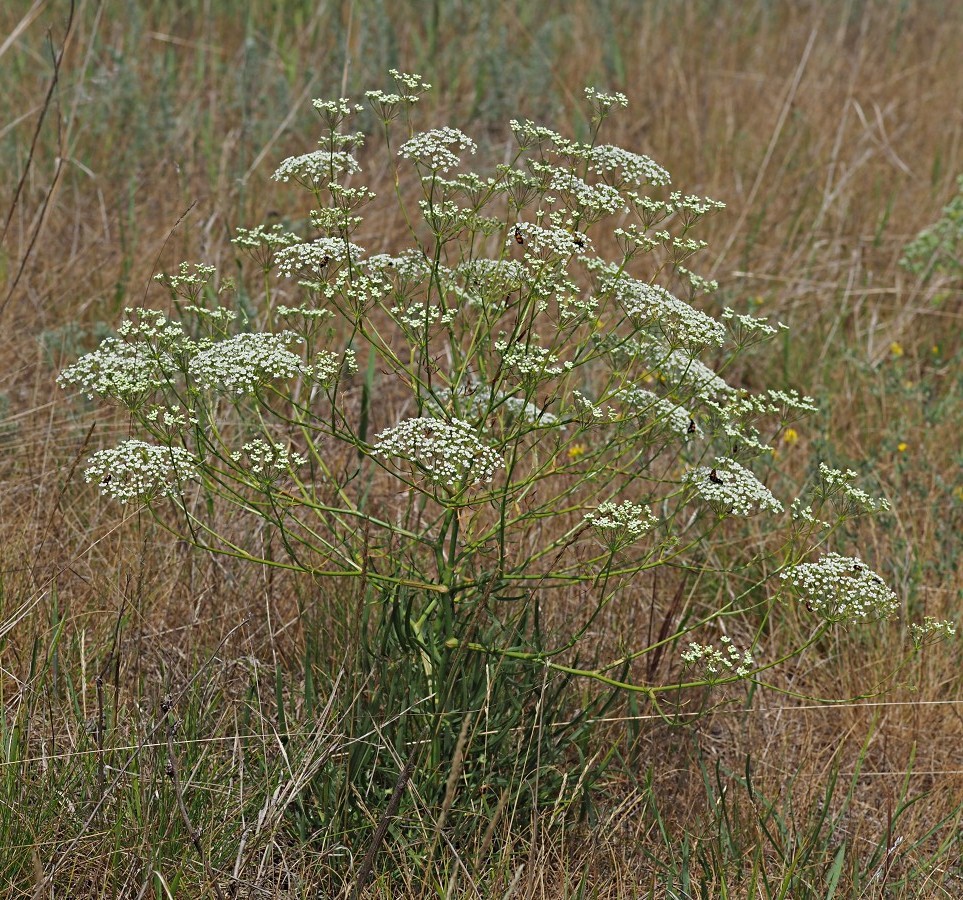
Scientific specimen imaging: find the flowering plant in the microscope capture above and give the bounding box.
[59,72,950,827]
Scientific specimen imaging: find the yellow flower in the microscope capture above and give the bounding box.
[782,427,799,447]
[953,486,963,503]
[896,442,908,453]
[567,443,587,461]
[890,341,904,358]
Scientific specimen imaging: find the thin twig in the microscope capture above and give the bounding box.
[163,696,227,900]
[351,741,422,900]
[0,0,76,318]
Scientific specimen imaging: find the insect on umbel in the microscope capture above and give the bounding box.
[708,468,724,484]
[513,224,525,245]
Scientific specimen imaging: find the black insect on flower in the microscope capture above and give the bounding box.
[687,419,697,434]
[102,473,112,486]
[513,224,525,245]
[573,234,585,250]
[708,468,724,485]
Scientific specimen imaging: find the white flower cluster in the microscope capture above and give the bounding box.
[910,617,957,649]
[605,273,726,349]
[390,300,455,336]
[311,97,365,121]
[681,635,754,680]
[584,501,657,551]
[495,338,565,383]
[720,307,787,342]
[311,348,356,385]
[230,439,307,482]
[816,464,891,515]
[657,347,734,401]
[617,387,700,437]
[276,237,365,278]
[428,382,558,430]
[272,150,361,184]
[543,168,626,216]
[143,405,196,430]
[507,222,591,258]
[687,458,783,517]
[571,390,606,423]
[457,258,527,299]
[154,262,216,299]
[232,225,300,269]
[722,388,819,421]
[501,395,559,427]
[781,553,899,623]
[389,69,431,94]
[587,144,671,187]
[116,309,195,354]
[58,338,171,407]
[188,332,305,395]
[509,119,564,148]
[583,87,629,112]
[365,250,433,282]
[373,417,502,488]
[85,440,197,504]
[678,266,719,295]
[665,191,726,218]
[399,127,476,172]
[276,304,334,322]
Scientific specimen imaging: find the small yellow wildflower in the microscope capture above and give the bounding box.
[782,427,799,447]
[932,344,941,356]
[896,441,908,453]
[890,341,904,358]
[567,443,587,461]
[953,486,963,503]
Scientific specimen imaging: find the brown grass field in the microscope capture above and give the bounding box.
[1,1,962,897]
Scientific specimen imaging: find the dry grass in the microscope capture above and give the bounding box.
[1,1,962,897]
